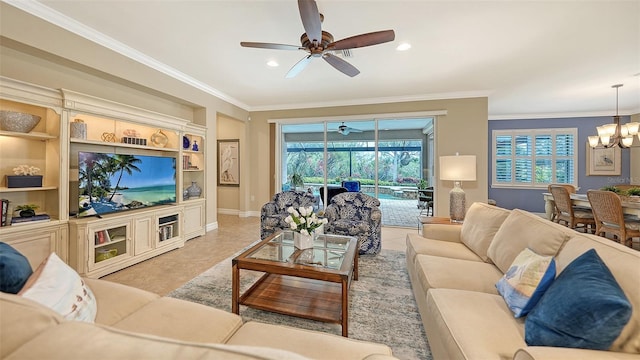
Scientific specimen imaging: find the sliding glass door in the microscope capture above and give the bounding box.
[279,117,433,227]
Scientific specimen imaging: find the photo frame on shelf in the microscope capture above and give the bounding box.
[218,139,240,186]
[585,142,621,176]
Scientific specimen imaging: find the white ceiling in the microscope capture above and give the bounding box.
[10,0,640,118]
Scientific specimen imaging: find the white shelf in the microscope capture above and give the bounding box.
[0,186,57,193]
[0,130,56,140]
[70,138,179,152]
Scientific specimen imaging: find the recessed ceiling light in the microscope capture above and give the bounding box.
[267,60,279,67]
[396,43,411,51]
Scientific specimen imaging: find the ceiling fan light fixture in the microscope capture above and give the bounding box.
[396,42,411,51]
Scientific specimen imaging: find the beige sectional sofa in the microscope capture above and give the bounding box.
[1,247,396,359]
[406,202,640,360]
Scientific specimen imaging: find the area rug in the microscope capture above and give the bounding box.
[169,249,431,360]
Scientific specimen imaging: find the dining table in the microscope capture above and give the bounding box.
[542,192,640,219]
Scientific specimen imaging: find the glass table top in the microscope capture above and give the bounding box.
[247,231,356,270]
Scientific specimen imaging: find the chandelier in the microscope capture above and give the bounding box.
[588,84,639,148]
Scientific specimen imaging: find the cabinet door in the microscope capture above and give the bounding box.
[133,216,153,255]
[87,221,130,272]
[1,225,64,269]
[183,202,205,240]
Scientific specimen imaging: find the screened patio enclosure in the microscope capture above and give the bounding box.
[278,118,434,227]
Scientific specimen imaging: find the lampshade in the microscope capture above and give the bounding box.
[439,155,477,181]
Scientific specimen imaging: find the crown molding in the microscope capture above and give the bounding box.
[4,0,250,111]
[247,90,492,112]
[489,109,638,121]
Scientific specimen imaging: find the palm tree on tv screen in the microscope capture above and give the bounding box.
[107,155,142,202]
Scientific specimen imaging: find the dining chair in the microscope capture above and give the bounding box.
[587,190,640,247]
[549,184,595,233]
[547,184,579,222]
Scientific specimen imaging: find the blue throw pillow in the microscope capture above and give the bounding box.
[0,242,33,294]
[525,249,632,350]
[496,248,556,318]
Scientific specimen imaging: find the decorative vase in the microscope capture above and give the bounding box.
[70,119,87,139]
[192,140,199,151]
[186,181,202,198]
[19,209,36,217]
[294,231,314,250]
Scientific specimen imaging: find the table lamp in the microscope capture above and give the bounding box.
[439,154,477,223]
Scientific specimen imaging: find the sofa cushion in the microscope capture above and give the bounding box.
[424,288,527,360]
[0,292,63,359]
[19,252,97,323]
[525,249,632,350]
[460,202,511,262]
[112,296,243,344]
[496,248,556,318]
[0,242,33,294]
[4,322,311,360]
[227,321,393,360]
[83,278,160,326]
[406,234,482,265]
[414,254,503,294]
[487,209,570,273]
[553,234,640,353]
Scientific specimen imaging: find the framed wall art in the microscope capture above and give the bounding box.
[218,139,240,186]
[585,142,621,176]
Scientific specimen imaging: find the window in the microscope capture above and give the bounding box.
[492,128,577,188]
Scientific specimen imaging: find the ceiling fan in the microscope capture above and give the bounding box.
[337,122,362,135]
[240,0,395,78]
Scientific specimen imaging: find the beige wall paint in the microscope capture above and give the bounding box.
[631,113,640,185]
[0,4,251,228]
[248,97,489,217]
[216,114,248,214]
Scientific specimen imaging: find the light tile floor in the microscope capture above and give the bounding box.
[102,214,413,296]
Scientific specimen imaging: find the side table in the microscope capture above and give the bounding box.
[417,216,462,235]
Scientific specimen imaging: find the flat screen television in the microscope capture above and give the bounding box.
[77,152,177,218]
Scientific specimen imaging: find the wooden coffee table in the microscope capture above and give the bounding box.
[232,230,358,337]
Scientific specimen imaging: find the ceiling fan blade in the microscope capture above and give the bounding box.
[298,0,322,43]
[240,42,305,51]
[323,53,360,77]
[286,55,313,78]
[328,30,395,50]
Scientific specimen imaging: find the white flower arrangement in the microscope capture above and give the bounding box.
[284,206,328,236]
[12,165,41,176]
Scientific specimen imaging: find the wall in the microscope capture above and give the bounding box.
[0,3,250,229]
[248,97,489,217]
[631,113,640,185]
[488,116,633,213]
[216,114,246,214]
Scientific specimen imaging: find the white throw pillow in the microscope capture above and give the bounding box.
[496,248,556,318]
[19,252,97,323]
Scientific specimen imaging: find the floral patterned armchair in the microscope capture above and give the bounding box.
[324,192,382,255]
[260,190,317,240]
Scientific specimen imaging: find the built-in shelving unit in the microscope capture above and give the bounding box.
[0,78,69,263]
[1,77,207,274]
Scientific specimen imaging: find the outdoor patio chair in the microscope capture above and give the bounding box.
[260,190,317,239]
[324,192,382,255]
[341,180,361,192]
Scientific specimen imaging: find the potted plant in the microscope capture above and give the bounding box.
[600,185,622,194]
[15,204,39,217]
[626,187,640,201]
[290,173,304,190]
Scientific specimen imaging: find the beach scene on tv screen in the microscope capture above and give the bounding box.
[78,152,176,217]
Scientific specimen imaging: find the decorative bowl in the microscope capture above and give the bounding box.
[0,110,42,133]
